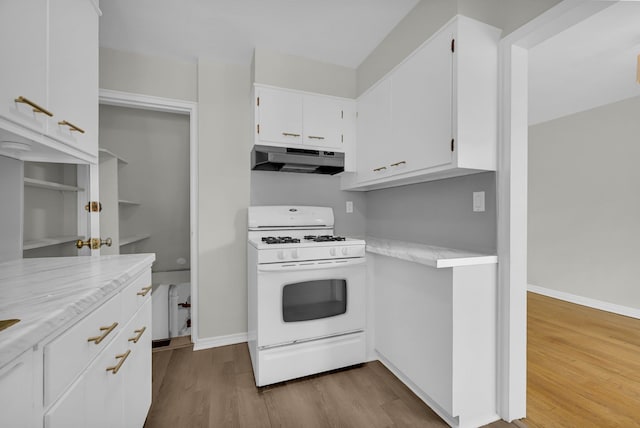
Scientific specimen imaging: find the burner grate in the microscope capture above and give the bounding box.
[304,235,346,242]
[261,236,301,244]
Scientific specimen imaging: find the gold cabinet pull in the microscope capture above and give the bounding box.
[14,96,53,117]
[137,285,152,297]
[58,120,85,134]
[106,350,131,375]
[307,135,325,140]
[390,161,407,167]
[128,326,147,344]
[373,166,387,172]
[87,322,118,345]
[282,132,301,137]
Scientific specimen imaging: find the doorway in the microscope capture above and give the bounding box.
[98,89,199,346]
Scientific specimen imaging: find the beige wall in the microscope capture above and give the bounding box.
[528,95,640,309]
[197,59,252,338]
[253,47,356,98]
[99,48,197,101]
[356,0,562,96]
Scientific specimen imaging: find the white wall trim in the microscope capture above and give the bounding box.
[496,0,616,421]
[98,88,200,347]
[193,332,248,351]
[528,284,640,320]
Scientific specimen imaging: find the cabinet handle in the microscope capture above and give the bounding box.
[373,166,387,172]
[14,96,53,117]
[390,161,407,167]
[307,135,325,140]
[282,132,301,137]
[128,326,147,344]
[87,322,118,345]
[106,350,131,375]
[58,120,85,134]
[137,285,152,297]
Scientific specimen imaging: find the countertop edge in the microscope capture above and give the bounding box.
[0,254,155,369]
[365,237,497,268]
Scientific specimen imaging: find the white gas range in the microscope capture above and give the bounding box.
[247,206,367,387]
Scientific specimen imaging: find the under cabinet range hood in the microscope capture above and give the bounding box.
[251,145,344,175]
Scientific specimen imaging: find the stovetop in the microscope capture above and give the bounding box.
[260,235,347,245]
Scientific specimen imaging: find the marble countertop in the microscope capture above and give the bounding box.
[365,237,497,268]
[0,254,155,369]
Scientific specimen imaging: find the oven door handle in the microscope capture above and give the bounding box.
[257,258,366,272]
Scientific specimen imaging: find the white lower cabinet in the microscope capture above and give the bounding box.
[42,269,153,428]
[0,350,36,428]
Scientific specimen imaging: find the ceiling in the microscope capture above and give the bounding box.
[98,0,419,68]
[529,1,640,125]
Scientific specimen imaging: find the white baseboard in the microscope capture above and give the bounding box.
[528,284,640,320]
[193,332,248,351]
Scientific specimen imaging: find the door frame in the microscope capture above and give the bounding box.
[497,0,616,420]
[98,89,200,345]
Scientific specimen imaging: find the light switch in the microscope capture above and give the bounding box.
[473,192,485,212]
[346,201,353,213]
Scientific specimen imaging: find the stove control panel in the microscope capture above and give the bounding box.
[257,245,365,264]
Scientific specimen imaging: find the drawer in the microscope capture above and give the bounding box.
[44,292,121,406]
[121,269,152,324]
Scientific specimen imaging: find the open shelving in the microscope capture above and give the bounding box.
[119,234,150,247]
[24,177,84,192]
[23,235,83,251]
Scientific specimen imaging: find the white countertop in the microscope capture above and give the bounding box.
[0,254,155,369]
[365,237,497,268]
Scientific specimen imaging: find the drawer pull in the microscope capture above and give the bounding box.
[128,326,147,344]
[137,285,152,297]
[390,161,407,167]
[87,322,118,345]
[373,166,387,172]
[58,120,85,134]
[106,350,131,375]
[307,135,325,140]
[14,96,53,117]
[282,132,301,137]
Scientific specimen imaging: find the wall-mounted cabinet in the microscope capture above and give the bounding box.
[23,162,84,258]
[253,85,356,169]
[0,0,99,165]
[342,16,501,191]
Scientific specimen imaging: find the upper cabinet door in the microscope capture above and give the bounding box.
[356,78,392,183]
[390,26,453,175]
[256,88,303,146]
[48,0,99,157]
[0,0,48,134]
[303,95,343,149]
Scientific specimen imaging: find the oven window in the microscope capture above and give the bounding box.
[282,279,347,322]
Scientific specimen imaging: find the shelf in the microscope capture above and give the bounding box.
[118,199,140,206]
[23,235,82,251]
[119,234,150,247]
[99,148,129,165]
[24,177,84,192]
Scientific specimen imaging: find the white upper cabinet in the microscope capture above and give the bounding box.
[254,85,354,152]
[303,94,344,149]
[342,16,501,191]
[48,0,99,158]
[356,78,392,183]
[0,0,49,135]
[0,0,100,164]
[256,88,303,146]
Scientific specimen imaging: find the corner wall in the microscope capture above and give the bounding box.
[528,95,640,309]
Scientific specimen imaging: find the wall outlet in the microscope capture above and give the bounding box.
[473,192,485,212]
[346,201,353,213]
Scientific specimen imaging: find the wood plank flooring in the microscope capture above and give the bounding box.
[525,292,640,427]
[145,343,516,428]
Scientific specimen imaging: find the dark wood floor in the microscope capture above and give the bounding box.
[525,292,640,427]
[145,343,517,428]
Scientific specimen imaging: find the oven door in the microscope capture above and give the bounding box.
[256,258,366,348]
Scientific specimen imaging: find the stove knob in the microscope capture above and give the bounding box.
[341,247,349,256]
[330,248,336,256]
[291,249,299,259]
[277,250,284,260]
